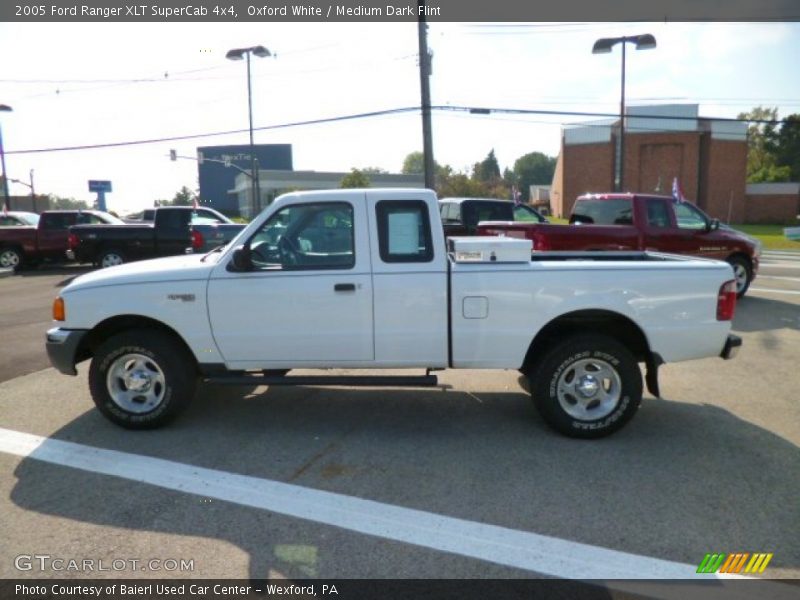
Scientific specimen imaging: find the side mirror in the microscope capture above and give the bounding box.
[229,245,253,272]
[708,218,720,232]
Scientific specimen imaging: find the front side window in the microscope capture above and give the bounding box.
[249,202,354,270]
[513,204,542,222]
[675,202,708,230]
[376,200,433,263]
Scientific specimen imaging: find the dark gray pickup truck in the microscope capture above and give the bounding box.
[68,206,246,268]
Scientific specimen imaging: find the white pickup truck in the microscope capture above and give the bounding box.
[46,189,741,438]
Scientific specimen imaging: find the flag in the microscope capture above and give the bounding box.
[512,186,521,206]
[672,177,687,203]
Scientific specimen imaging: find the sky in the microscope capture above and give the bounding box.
[0,21,798,214]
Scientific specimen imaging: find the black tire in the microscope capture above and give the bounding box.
[726,255,752,298]
[89,330,197,429]
[98,248,126,269]
[0,246,24,272]
[525,334,642,439]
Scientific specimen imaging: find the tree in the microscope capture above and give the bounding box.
[361,167,387,175]
[473,149,501,184]
[773,114,800,181]
[46,194,90,210]
[171,186,196,206]
[340,168,371,188]
[401,151,425,175]
[401,151,446,178]
[512,152,557,201]
[738,106,781,182]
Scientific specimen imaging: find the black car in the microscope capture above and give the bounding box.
[439,197,548,237]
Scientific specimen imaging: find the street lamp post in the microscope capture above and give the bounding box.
[226,45,270,217]
[9,170,37,212]
[0,104,12,212]
[592,34,656,192]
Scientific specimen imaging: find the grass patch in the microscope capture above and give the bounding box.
[541,219,800,250]
[734,224,800,251]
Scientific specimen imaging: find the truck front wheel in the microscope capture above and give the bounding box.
[726,255,752,298]
[525,334,642,439]
[89,330,197,429]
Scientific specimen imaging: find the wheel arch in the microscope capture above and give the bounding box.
[76,314,198,372]
[726,251,752,269]
[522,309,652,373]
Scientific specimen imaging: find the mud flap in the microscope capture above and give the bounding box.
[645,353,663,398]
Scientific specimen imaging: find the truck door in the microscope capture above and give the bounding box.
[37,212,75,259]
[207,199,374,367]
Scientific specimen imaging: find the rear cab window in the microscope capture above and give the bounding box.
[376,200,433,263]
[571,198,634,225]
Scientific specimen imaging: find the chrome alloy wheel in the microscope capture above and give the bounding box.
[106,353,166,414]
[100,252,124,268]
[0,249,21,268]
[732,262,748,294]
[556,358,622,421]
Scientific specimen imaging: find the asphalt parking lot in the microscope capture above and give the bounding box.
[0,254,798,582]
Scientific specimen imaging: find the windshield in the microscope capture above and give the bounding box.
[99,212,126,225]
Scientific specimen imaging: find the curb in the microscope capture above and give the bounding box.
[0,268,14,279]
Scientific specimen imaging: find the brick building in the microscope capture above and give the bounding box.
[550,104,800,224]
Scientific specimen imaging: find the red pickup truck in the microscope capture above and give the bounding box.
[477,193,761,297]
[0,209,123,271]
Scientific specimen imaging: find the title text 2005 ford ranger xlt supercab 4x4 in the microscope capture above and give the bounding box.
[46,189,741,438]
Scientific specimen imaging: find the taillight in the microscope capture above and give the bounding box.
[67,233,79,249]
[191,230,204,251]
[716,280,737,321]
[531,231,551,252]
[53,297,65,321]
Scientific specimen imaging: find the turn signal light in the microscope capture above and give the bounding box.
[716,280,737,321]
[53,297,65,321]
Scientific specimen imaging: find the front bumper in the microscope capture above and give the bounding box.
[46,328,88,375]
[720,334,742,360]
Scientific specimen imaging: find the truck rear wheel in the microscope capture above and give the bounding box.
[98,248,125,268]
[89,330,197,429]
[0,247,23,271]
[525,334,642,439]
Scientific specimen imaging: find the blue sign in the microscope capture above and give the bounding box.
[197,144,292,216]
[88,180,112,192]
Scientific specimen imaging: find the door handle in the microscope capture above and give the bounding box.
[334,283,356,292]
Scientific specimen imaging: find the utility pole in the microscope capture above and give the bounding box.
[417,1,435,190]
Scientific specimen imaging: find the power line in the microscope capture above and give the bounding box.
[5,107,420,155]
[5,104,784,156]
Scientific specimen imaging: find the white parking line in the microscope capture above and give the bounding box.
[0,427,718,580]
[751,287,800,296]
